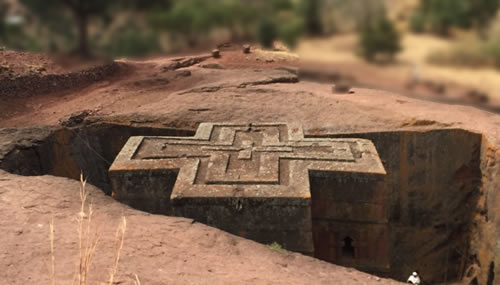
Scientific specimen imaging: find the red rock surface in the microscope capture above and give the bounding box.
[1,48,500,284]
[0,170,401,284]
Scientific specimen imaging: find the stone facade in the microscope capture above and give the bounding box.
[109,123,388,272]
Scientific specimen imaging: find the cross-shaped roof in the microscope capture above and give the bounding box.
[109,122,386,200]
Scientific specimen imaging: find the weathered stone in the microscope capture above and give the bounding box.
[175,70,192,78]
[243,44,251,54]
[162,56,209,71]
[200,63,224,69]
[109,122,388,271]
[333,83,352,94]
[467,89,489,104]
[212,49,220,58]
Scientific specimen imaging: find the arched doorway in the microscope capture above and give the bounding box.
[342,236,355,258]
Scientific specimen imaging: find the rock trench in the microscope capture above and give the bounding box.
[0,117,493,284]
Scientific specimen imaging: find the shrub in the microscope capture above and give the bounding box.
[104,24,161,57]
[303,0,323,35]
[410,10,426,34]
[150,0,225,47]
[279,17,305,48]
[359,16,401,62]
[411,0,500,36]
[484,42,500,67]
[258,19,278,49]
[267,242,286,253]
[3,25,42,52]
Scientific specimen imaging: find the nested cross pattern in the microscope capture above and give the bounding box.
[111,123,381,199]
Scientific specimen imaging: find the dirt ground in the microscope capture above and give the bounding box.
[0,170,405,285]
[1,47,500,284]
[296,34,500,111]
[2,46,500,138]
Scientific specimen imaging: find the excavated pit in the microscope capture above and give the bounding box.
[0,122,491,284]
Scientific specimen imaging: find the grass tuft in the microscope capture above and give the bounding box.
[48,172,131,284]
[108,216,127,285]
[267,241,286,253]
[49,217,55,285]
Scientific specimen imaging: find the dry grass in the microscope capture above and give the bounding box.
[134,274,141,285]
[297,33,500,100]
[108,216,127,285]
[73,174,100,285]
[49,217,55,285]
[49,173,129,285]
[426,34,500,69]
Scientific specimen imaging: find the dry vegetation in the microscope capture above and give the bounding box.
[49,174,129,285]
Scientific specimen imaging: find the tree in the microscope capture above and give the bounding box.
[467,0,500,35]
[302,0,323,35]
[21,0,118,57]
[427,0,470,36]
[64,0,114,57]
[279,17,305,48]
[360,16,401,62]
[150,0,226,47]
[258,18,278,48]
[412,0,500,36]
[0,2,6,40]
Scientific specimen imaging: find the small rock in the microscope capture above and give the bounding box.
[217,42,231,48]
[333,83,351,94]
[201,63,224,69]
[243,44,251,54]
[0,46,5,51]
[275,66,298,75]
[212,49,220,58]
[433,83,446,94]
[176,70,192,77]
[61,110,92,127]
[466,89,489,104]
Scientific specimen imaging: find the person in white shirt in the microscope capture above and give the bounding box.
[407,272,421,284]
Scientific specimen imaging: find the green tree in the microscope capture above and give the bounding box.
[0,2,6,41]
[412,0,500,36]
[360,16,401,62]
[258,18,278,48]
[302,0,323,35]
[20,0,124,56]
[104,23,161,57]
[468,0,500,33]
[150,0,226,47]
[279,17,305,48]
[428,0,469,36]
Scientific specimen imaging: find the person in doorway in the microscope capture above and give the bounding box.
[407,272,421,284]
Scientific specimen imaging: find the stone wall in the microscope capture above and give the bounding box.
[173,197,314,254]
[1,122,491,283]
[477,137,500,285]
[0,123,194,194]
[320,129,483,282]
[310,170,389,272]
[108,123,387,266]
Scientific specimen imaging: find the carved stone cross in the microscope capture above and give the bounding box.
[109,122,389,271]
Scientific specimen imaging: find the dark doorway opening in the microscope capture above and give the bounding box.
[342,236,355,258]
